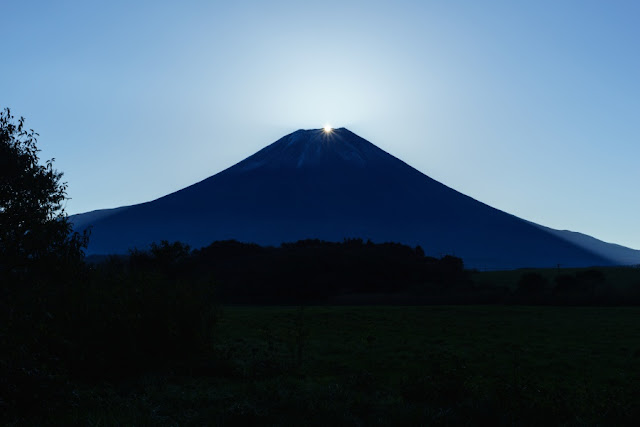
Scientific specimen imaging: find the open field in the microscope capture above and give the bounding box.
[26,305,640,426]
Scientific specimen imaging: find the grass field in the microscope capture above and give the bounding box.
[48,305,640,426]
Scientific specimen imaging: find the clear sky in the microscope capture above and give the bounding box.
[2,0,639,249]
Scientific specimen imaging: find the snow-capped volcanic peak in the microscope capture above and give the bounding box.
[70,126,640,268]
[234,128,388,172]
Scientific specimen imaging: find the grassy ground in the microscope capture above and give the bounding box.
[31,305,637,426]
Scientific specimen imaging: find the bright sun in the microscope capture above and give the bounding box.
[323,125,333,133]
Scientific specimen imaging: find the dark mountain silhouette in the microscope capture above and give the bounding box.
[529,222,640,266]
[71,128,639,269]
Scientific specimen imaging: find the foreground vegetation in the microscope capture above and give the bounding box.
[3,241,640,425]
[4,304,640,425]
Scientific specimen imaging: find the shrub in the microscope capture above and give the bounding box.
[517,272,548,294]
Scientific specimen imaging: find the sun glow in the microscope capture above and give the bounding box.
[323,125,333,133]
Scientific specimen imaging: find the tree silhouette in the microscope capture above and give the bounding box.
[0,108,87,280]
[517,272,548,294]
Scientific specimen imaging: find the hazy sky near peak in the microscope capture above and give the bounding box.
[2,0,639,248]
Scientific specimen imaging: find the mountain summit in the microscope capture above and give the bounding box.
[72,128,639,269]
[232,128,392,170]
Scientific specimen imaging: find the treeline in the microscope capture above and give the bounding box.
[98,238,468,304]
[509,269,640,305]
[90,239,640,305]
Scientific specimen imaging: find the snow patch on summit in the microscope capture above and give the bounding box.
[235,128,373,172]
[292,129,368,168]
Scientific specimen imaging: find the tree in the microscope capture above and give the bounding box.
[516,272,548,294]
[0,108,87,280]
[1,109,90,414]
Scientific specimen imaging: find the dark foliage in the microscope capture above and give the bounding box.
[553,269,609,305]
[1,109,88,420]
[62,257,219,380]
[0,108,88,281]
[517,272,548,294]
[513,272,549,304]
[176,238,468,304]
[91,239,639,306]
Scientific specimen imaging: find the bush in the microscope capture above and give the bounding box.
[517,272,548,294]
[553,270,606,304]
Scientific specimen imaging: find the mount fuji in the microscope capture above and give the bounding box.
[71,128,640,269]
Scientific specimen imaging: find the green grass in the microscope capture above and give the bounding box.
[12,305,640,425]
[215,306,640,397]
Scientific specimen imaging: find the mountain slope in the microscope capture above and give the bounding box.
[530,223,640,266]
[71,128,638,269]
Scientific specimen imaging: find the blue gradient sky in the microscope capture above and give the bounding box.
[2,1,639,248]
